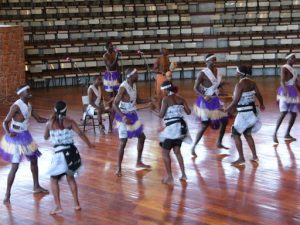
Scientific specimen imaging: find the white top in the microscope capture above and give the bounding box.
[283,64,298,86]
[11,99,32,132]
[200,67,222,96]
[88,85,101,107]
[119,80,137,113]
[50,129,74,151]
[164,105,184,121]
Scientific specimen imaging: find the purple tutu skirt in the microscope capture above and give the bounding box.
[103,71,120,92]
[277,85,300,112]
[0,130,41,163]
[115,111,143,138]
[194,96,228,129]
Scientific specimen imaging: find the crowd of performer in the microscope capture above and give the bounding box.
[0,41,299,215]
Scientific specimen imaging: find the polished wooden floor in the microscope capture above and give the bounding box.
[0,77,299,225]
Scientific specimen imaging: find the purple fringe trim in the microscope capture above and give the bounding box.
[195,95,228,129]
[4,130,33,145]
[196,96,222,110]
[277,85,298,98]
[104,71,120,81]
[115,112,144,138]
[277,85,300,112]
[104,85,120,92]
[103,71,120,92]
[0,147,41,163]
[209,117,228,130]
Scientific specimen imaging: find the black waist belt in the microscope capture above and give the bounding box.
[54,143,74,153]
[237,102,257,113]
[165,117,187,135]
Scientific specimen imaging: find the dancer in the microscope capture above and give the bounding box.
[103,41,121,96]
[86,76,113,133]
[0,85,48,204]
[225,65,265,166]
[191,54,228,157]
[44,101,93,215]
[158,81,191,185]
[273,53,300,143]
[113,68,151,176]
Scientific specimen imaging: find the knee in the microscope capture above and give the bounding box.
[243,132,252,139]
[119,138,127,148]
[291,112,297,118]
[138,133,146,142]
[200,122,209,130]
[30,158,38,166]
[66,175,75,182]
[11,163,19,172]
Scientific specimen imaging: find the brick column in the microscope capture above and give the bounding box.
[0,25,25,103]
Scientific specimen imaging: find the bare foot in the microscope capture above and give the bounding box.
[50,206,63,215]
[74,205,81,211]
[231,159,245,167]
[115,169,122,177]
[250,157,259,164]
[3,194,10,204]
[33,186,49,194]
[136,162,151,169]
[191,147,197,158]
[180,175,187,181]
[108,128,113,133]
[284,135,296,141]
[273,134,279,144]
[161,176,174,185]
[217,143,229,149]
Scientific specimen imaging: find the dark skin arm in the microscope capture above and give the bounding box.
[113,87,131,124]
[44,118,93,148]
[104,52,119,70]
[71,119,93,148]
[226,83,243,114]
[31,108,48,123]
[194,71,213,101]
[3,105,19,136]
[254,83,265,110]
[158,95,191,118]
[88,88,100,110]
[281,67,292,95]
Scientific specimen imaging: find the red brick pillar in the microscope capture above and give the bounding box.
[0,25,25,103]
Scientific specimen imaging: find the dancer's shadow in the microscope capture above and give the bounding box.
[162,182,187,225]
[273,142,299,224]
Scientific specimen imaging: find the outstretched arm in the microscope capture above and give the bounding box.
[113,87,131,124]
[32,108,48,123]
[104,53,119,69]
[71,119,93,148]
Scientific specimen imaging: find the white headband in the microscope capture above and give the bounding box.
[285,53,295,60]
[160,84,172,90]
[126,68,137,78]
[236,67,246,76]
[205,55,216,62]
[54,106,67,113]
[16,85,30,95]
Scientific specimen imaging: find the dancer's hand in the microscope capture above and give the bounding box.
[9,132,17,137]
[204,96,212,102]
[122,116,132,125]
